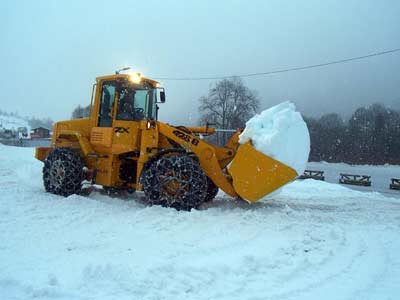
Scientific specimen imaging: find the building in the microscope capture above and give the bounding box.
[31,127,50,139]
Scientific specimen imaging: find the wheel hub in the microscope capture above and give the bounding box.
[160,171,183,196]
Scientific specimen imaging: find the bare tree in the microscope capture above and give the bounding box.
[71,105,91,119]
[199,77,259,144]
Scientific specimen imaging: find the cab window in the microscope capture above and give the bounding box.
[117,88,137,120]
[117,88,152,121]
[133,90,148,119]
[98,82,116,127]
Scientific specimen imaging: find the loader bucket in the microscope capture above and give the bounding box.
[228,142,298,203]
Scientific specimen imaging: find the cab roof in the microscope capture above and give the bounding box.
[95,74,160,88]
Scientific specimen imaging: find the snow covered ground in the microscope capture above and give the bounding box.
[307,162,400,198]
[1,145,400,300]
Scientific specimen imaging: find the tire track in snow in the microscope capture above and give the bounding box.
[254,200,397,300]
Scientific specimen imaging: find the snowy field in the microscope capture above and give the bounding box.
[307,162,400,199]
[1,145,400,300]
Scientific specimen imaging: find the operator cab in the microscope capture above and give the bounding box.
[96,73,164,127]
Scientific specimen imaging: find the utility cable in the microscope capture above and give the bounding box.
[152,48,400,81]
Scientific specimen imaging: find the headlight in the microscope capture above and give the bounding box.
[129,72,142,83]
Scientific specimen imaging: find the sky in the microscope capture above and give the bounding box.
[0,0,399,125]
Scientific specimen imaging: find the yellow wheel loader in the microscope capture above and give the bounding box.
[35,70,298,210]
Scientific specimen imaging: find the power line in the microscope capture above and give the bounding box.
[152,48,400,81]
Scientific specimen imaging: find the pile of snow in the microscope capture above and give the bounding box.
[239,101,310,175]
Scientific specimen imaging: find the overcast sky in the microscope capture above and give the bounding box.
[1,0,399,125]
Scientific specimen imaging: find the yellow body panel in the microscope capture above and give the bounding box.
[112,120,141,152]
[228,142,298,202]
[35,147,52,161]
[52,118,92,145]
[90,127,113,148]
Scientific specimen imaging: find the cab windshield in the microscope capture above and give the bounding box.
[117,82,157,121]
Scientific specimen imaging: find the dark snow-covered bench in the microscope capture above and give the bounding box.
[339,173,371,187]
[298,170,325,181]
[390,178,400,190]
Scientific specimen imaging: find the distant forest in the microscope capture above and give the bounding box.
[305,103,400,165]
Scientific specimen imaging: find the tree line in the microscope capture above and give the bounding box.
[305,103,400,165]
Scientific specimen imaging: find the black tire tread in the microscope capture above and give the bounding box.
[141,154,208,211]
[43,147,84,196]
[205,177,219,202]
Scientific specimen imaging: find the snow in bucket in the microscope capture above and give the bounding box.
[239,101,310,175]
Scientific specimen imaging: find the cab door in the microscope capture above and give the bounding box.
[90,81,117,149]
[89,81,118,186]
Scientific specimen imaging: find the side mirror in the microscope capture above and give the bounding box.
[160,90,166,103]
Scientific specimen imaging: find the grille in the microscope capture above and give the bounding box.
[91,131,104,143]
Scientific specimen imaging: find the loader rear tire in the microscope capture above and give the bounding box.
[43,148,84,197]
[142,154,208,211]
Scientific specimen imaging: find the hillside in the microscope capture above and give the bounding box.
[0,114,30,131]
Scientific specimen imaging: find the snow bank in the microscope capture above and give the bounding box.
[239,101,310,175]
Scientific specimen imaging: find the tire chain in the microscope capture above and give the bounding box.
[205,177,219,202]
[43,147,84,196]
[142,155,208,211]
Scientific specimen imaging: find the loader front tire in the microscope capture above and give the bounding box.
[142,155,208,211]
[43,148,84,197]
[205,177,219,202]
